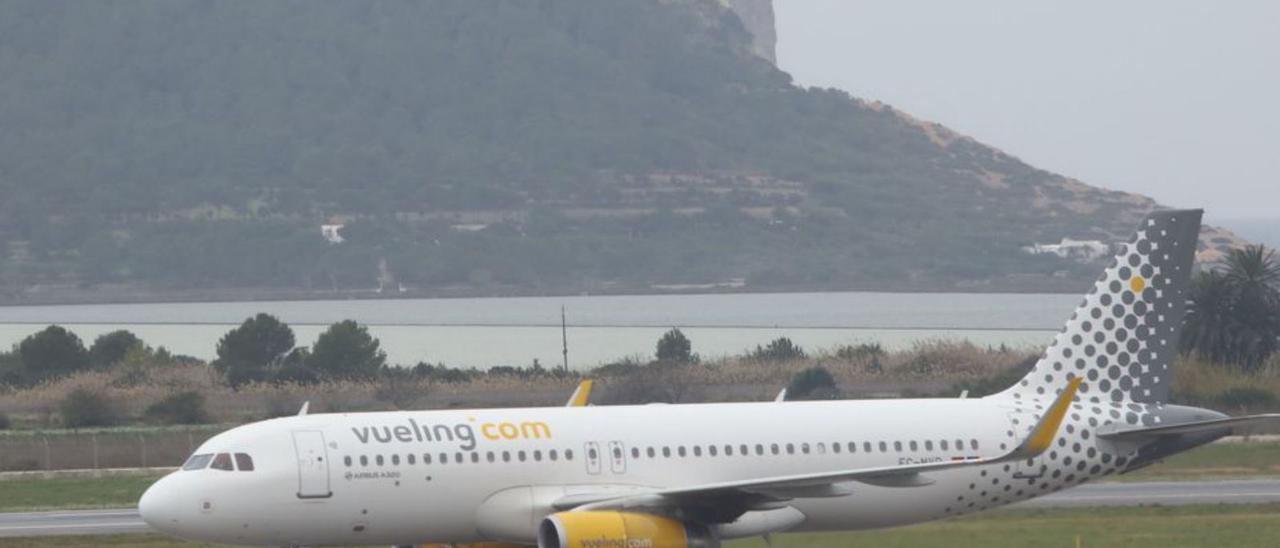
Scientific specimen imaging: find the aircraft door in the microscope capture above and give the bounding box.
[607,441,627,474]
[584,441,602,475]
[292,430,333,499]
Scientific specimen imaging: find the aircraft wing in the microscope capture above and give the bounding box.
[557,378,1082,521]
[1098,413,1280,440]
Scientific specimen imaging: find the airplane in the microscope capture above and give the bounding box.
[139,209,1280,547]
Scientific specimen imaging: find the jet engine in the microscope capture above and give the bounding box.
[536,511,718,548]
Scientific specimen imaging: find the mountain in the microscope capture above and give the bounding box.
[0,0,1227,301]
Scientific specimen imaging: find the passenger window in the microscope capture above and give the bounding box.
[970,439,979,450]
[864,442,873,453]
[631,447,640,459]
[408,454,416,465]
[677,446,687,457]
[878,441,887,452]
[565,449,574,461]
[518,450,527,462]
[832,442,841,454]
[550,449,559,461]
[234,453,255,471]
[662,447,671,458]
[755,444,764,455]
[816,443,825,454]
[785,443,795,454]
[647,447,656,458]
[534,450,543,462]
[487,452,495,463]
[343,456,353,467]
[771,444,780,455]
[391,454,400,466]
[925,440,934,451]
[440,453,448,464]
[740,444,749,456]
[693,446,702,457]
[589,447,599,460]
[802,443,811,454]
[725,445,734,456]
[182,454,213,471]
[210,453,234,471]
[909,441,918,452]
[708,445,717,457]
[956,439,964,449]
[456,452,464,464]
[376,455,384,466]
[941,440,949,451]
[423,453,432,465]
[470,452,479,463]
[360,455,369,466]
[893,441,902,452]
[502,451,511,462]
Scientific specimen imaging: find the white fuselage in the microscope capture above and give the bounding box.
[140,395,1140,546]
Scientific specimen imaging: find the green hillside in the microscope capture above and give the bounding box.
[0,0,1162,298]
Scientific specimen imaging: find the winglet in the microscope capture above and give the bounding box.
[566,380,594,407]
[1010,377,1083,459]
[297,401,310,416]
[774,388,787,402]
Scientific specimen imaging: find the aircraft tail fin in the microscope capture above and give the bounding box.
[999,209,1203,404]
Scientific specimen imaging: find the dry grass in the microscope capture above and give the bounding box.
[2,342,1279,429]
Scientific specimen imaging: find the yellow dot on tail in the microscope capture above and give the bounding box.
[1130,276,1147,293]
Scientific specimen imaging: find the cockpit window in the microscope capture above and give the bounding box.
[182,454,213,471]
[210,452,234,471]
[234,453,255,471]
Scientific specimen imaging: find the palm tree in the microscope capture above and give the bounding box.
[1181,271,1237,364]
[1182,245,1280,371]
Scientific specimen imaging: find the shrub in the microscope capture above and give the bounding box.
[0,411,10,430]
[835,343,884,361]
[751,337,805,361]
[787,366,839,400]
[1216,387,1278,412]
[951,355,1037,398]
[60,388,120,428]
[143,391,210,425]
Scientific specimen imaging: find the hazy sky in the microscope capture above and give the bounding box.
[775,1,1279,222]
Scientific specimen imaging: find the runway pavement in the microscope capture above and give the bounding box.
[0,508,150,537]
[3,479,1280,538]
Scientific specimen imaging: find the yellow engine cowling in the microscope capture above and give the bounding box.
[536,511,718,548]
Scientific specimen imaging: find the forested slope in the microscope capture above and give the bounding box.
[0,0,1172,297]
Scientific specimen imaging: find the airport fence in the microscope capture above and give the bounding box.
[0,425,227,472]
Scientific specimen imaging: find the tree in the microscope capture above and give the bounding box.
[90,330,143,368]
[18,325,90,380]
[1182,245,1280,371]
[655,328,693,363]
[214,314,296,387]
[306,320,386,380]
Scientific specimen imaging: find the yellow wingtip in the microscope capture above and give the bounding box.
[1025,377,1083,454]
[567,380,594,407]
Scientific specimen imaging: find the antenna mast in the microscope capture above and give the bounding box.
[561,305,569,373]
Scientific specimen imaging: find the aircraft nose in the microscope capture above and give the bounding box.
[138,475,183,533]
